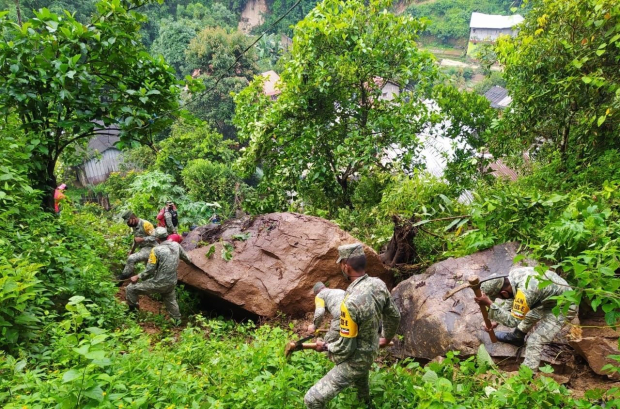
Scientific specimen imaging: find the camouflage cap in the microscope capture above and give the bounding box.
[336,243,364,264]
[313,282,326,294]
[154,227,169,239]
[121,210,135,221]
[480,274,508,299]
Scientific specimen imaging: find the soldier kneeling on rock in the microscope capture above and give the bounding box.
[474,266,577,372]
[126,227,193,326]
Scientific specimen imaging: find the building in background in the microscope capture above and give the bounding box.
[76,127,123,186]
[469,13,524,43]
[484,85,512,109]
[261,70,282,100]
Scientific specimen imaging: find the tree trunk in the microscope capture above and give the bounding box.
[14,0,22,26]
[30,156,58,213]
[381,215,418,267]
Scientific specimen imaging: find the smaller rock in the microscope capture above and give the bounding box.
[570,316,620,380]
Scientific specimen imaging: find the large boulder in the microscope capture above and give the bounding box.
[391,243,577,372]
[178,212,391,317]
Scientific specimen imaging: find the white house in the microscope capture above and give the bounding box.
[469,12,524,43]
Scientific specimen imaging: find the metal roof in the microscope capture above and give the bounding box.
[260,70,281,96]
[484,86,512,109]
[470,12,524,29]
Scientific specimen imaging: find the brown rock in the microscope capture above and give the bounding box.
[569,315,620,380]
[391,242,576,372]
[177,212,392,317]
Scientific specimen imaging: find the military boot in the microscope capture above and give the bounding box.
[496,329,526,347]
[126,304,139,316]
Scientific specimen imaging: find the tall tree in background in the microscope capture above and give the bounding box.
[185,27,259,139]
[150,19,197,77]
[0,1,198,211]
[235,0,438,211]
[494,0,620,161]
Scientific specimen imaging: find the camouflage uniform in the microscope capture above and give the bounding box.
[313,288,346,344]
[485,267,577,370]
[164,209,177,234]
[126,240,192,320]
[304,274,401,408]
[120,219,157,278]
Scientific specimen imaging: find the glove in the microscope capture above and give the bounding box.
[496,329,526,347]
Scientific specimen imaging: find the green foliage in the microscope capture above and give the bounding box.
[154,119,237,182]
[106,170,223,227]
[407,0,513,42]
[185,27,259,139]
[182,159,240,215]
[236,0,438,213]
[177,2,237,28]
[121,170,186,219]
[150,18,197,77]
[472,71,506,95]
[334,172,462,263]
[0,1,198,210]
[494,0,620,160]
[0,261,47,349]
[433,84,497,190]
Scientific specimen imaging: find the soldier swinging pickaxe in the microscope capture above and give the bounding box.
[443,275,508,343]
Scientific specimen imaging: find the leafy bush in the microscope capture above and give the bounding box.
[154,119,236,182]
[182,159,240,215]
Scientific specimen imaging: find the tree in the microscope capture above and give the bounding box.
[494,0,620,162]
[0,1,198,211]
[185,27,259,139]
[234,0,438,212]
[154,119,237,181]
[150,18,197,77]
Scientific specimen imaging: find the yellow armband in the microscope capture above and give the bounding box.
[339,299,358,338]
[148,249,157,265]
[315,296,325,308]
[511,290,530,320]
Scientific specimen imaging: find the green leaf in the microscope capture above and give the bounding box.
[62,368,82,383]
[476,344,495,368]
[85,350,106,360]
[83,385,104,402]
[597,115,606,127]
[421,369,438,383]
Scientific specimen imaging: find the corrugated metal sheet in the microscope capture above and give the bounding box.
[470,13,524,29]
[484,86,512,109]
[79,149,122,185]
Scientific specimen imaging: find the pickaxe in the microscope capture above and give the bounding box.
[443,275,505,343]
[285,334,317,358]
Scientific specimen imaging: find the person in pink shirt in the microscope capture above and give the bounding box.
[54,184,67,213]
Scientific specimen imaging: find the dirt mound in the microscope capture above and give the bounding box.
[178,212,392,318]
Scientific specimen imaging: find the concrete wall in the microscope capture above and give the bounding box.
[380,82,400,101]
[469,27,517,42]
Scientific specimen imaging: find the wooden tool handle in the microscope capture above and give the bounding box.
[469,276,498,343]
[301,343,318,349]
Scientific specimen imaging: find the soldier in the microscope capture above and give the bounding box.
[164,200,178,234]
[118,210,156,281]
[308,282,345,344]
[126,227,192,324]
[474,266,577,371]
[304,243,401,409]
